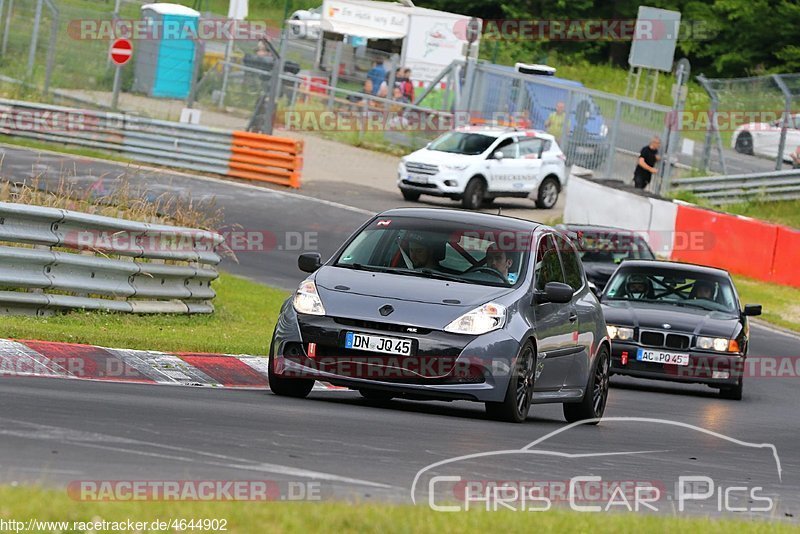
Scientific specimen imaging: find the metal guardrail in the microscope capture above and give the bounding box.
[0,98,304,188]
[0,202,223,316]
[670,169,800,204]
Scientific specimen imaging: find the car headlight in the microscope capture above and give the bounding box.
[442,163,469,171]
[292,280,326,316]
[444,302,506,335]
[607,325,634,340]
[696,336,739,352]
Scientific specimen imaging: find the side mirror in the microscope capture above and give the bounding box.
[493,150,504,160]
[534,281,574,304]
[743,304,762,316]
[298,252,322,273]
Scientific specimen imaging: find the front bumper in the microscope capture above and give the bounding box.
[609,341,743,387]
[397,170,464,198]
[272,305,521,403]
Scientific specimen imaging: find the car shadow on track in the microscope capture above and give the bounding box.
[610,376,722,399]
[295,392,567,425]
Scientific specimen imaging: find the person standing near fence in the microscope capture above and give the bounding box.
[633,136,661,189]
[366,60,386,96]
[545,101,566,140]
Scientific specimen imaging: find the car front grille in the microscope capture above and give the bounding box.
[333,317,431,335]
[405,161,439,175]
[640,331,664,347]
[639,330,691,350]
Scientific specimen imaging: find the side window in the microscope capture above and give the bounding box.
[555,235,584,291]
[516,138,544,159]
[542,140,552,152]
[493,137,515,158]
[534,234,565,291]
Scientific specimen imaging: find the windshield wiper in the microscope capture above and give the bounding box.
[670,301,718,312]
[336,263,388,272]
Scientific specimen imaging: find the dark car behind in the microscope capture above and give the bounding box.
[557,224,656,292]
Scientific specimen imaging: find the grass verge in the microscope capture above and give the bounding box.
[721,199,800,229]
[0,273,288,355]
[0,485,793,534]
[734,275,800,333]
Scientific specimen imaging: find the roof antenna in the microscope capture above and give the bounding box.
[496,207,502,216]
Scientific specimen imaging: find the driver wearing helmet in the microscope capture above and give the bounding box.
[625,273,651,299]
[692,279,715,300]
[407,232,442,270]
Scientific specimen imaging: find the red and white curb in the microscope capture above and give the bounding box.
[0,339,343,391]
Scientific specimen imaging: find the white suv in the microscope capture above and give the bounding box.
[397,127,567,210]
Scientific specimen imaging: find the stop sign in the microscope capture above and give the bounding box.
[110,38,133,66]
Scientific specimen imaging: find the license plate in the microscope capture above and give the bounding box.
[636,348,690,366]
[344,331,413,356]
[406,173,429,184]
[576,146,594,154]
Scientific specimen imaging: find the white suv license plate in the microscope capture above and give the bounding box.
[406,173,429,184]
[636,348,690,366]
[344,331,413,356]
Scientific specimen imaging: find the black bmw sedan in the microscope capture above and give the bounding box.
[269,208,611,423]
[600,260,762,400]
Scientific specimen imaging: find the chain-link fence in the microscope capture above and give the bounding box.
[0,0,152,100]
[3,2,709,195]
[466,62,677,188]
[697,73,800,174]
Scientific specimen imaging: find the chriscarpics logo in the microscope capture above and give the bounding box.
[411,418,783,516]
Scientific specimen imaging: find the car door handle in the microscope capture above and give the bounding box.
[569,312,578,323]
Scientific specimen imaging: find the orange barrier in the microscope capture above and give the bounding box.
[769,226,800,288]
[671,204,779,281]
[229,131,304,188]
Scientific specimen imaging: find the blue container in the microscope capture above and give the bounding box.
[134,3,200,99]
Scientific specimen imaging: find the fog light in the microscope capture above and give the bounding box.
[444,180,457,186]
[712,371,730,379]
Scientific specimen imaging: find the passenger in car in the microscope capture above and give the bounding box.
[408,233,443,270]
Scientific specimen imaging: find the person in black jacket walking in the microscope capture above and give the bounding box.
[633,136,661,189]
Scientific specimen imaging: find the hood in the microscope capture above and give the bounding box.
[601,300,739,338]
[404,148,484,166]
[313,266,512,329]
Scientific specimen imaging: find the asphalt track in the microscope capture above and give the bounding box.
[1,145,799,519]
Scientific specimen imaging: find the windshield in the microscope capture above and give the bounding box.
[574,230,655,263]
[603,266,738,313]
[427,132,497,155]
[335,217,530,287]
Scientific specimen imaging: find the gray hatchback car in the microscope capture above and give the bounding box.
[270,208,610,423]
